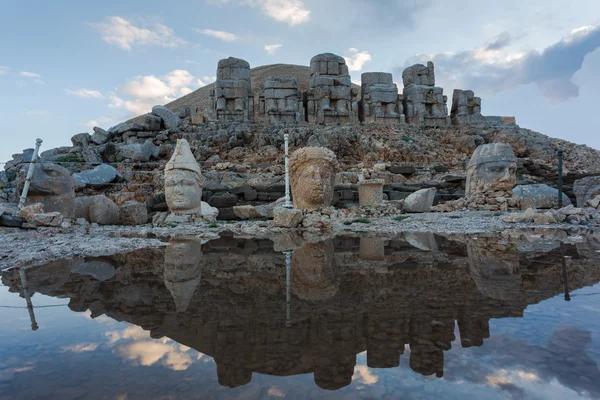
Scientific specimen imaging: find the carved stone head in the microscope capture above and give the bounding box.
[164,139,203,215]
[21,162,75,217]
[290,147,338,211]
[466,143,517,194]
[164,237,203,313]
[291,240,338,301]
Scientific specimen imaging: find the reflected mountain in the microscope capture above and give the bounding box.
[3,231,600,392]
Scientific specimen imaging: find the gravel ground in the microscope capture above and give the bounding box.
[0,210,592,271]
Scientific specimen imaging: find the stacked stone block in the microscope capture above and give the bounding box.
[402,61,450,128]
[211,57,253,122]
[360,72,405,125]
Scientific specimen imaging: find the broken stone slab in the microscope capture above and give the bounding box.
[532,211,558,225]
[119,201,148,226]
[512,184,571,210]
[29,212,64,227]
[152,105,181,130]
[107,122,146,136]
[138,113,163,131]
[73,164,119,189]
[91,127,109,145]
[501,207,535,223]
[71,133,91,147]
[273,207,304,228]
[574,176,600,207]
[0,214,25,228]
[233,205,264,220]
[115,140,160,162]
[403,188,437,213]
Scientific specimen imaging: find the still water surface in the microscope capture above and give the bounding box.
[1,232,600,399]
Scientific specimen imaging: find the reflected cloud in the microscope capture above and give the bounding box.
[105,325,150,344]
[61,343,100,353]
[353,365,379,385]
[116,341,193,371]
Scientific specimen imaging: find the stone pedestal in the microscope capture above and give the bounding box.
[358,179,384,207]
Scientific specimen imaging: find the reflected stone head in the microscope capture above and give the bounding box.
[466,143,517,194]
[291,240,338,301]
[164,139,203,215]
[164,237,203,313]
[290,147,338,211]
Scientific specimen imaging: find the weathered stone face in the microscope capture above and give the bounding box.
[291,240,338,301]
[164,139,203,215]
[23,163,75,218]
[164,238,203,313]
[290,147,337,211]
[466,144,517,194]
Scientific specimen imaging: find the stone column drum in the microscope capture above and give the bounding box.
[358,179,385,207]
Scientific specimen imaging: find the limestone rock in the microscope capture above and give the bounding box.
[201,202,219,221]
[466,143,517,194]
[403,188,436,213]
[119,201,148,226]
[108,122,145,136]
[71,133,91,147]
[29,212,64,227]
[116,140,160,162]
[91,127,109,145]
[512,184,571,210]
[532,211,558,225]
[18,163,76,218]
[76,195,120,225]
[402,61,435,86]
[19,202,44,219]
[138,113,163,131]
[233,205,264,220]
[574,176,600,207]
[152,106,180,130]
[501,208,535,223]
[273,207,304,228]
[73,164,119,189]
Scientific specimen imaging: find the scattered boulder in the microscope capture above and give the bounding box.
[119,201,148,225]
[532,211,558,225]
[201,202,219,221]
[29,212,64,227]
[512,184,571,210]
[273,207,304,228]
[233,205,264,220]
[574,176,600,207]
[116,140,160,162]
[138,113,162,131]
[108,122,145,136]
[76,195,120,225]
[501,207,535,223]
[403,188,436,213]
[73,164,119,189]
[208,192,238,208]
[91,127,109,145]
[71,133,91,147]
[152,105,181,130]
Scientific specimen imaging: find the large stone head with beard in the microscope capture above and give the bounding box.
[466,143,517,194]
[290,147,338,211]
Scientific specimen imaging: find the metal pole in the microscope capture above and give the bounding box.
[19,268,39,330]
[284,133,293,208]
[18,138,43,210]
[561,246,571,302]
[557,147,563,209]
[285,251,292,327]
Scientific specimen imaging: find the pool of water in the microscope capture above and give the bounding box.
[2,231,600,399]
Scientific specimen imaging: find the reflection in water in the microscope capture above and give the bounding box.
[2,231,600,397]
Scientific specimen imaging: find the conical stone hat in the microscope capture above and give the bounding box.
[165,139,202,176]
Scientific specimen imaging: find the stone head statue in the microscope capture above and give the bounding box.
[290,147,338,211]
[466,143,517,194]
[291,240,338,301]
[164,237,203,313]
[164,139,203,215]
[20,162,75,217]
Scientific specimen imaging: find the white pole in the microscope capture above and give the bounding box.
[285,251,292,327]
[18,139,43,210]
[284,134,293,208]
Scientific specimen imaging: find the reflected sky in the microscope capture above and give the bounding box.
[1,232,600,399]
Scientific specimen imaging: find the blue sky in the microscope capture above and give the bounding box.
[1,0,600,163]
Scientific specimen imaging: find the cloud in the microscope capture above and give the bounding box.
[92,16,186,51]
[61,343,100,353]
[109,69,203,116]
[0,66,10,76]
[65,88,103,98]
[344,48,372,72]
[264,43,282,54]
[32,79,45,85]
[345,0,432,31]
[197,28,238,41]
[22,110,48,116]
[398,24,600,102]
[20,71,41,78]
[244,0,310,26]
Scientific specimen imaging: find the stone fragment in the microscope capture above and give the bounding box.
[151,106,180,130]
[0,214,25,228]
[165,139,203,216]
[501,207,535,223]
[76,195,120,225]
[233,205,263,220]
[273,207,304,228]
[108,122,145,136]
[91,127,109,145]
[201,202,219,221]
[119,201,148,225]
[19,202,44,219]
[574,176,600,207]
[560,205,584,215]
[116,140,160,162]
[533,212,558,225]
[211,57,252,122]
[290,147,338,211]
[138,113,163,131]
[403,188,436,213]
[358,180,384,207]
[18,163,76,218]
[512,184,571,210]
[71,133,91,147]
[73,164,118,189]
[30,212,64,227]
[466,143,517,194]
[587,195,600,209]
[208,192,237,208]
[405,232,438,251]
[307,53,357,124]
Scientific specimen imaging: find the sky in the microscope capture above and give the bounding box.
[1,0,600,164]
